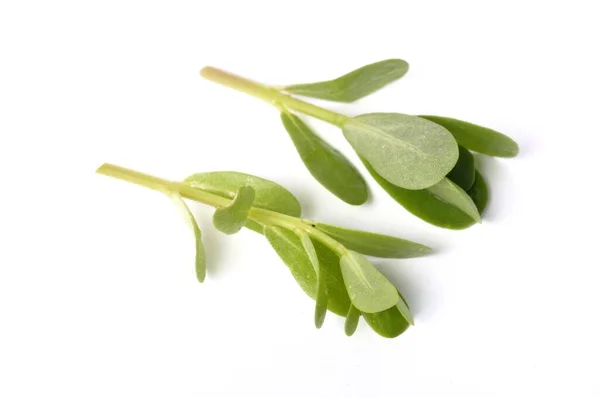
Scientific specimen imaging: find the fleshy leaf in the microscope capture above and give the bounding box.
[447,146,476,191]
[300,233,328,328]
[362,159,478,229]
[264,226,351,316]
[344,305,361,336]
[342,113,458,190]
[468,170,489,215]
[213,186,255,234]
[339,251,399,313]
[427,178,480,223]
[362,305,410,338]
[314,223,431,258]
[281,111,368,205]
[185,171,301,233]
[284,59,409,103]
[167,192,206,283]
[419,115,519,158]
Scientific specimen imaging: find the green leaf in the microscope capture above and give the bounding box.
[362,305,410,338]
[280,111,368,205]
[447,146,475,191]
[427,178,480,223]
[314,223,431,258]
[264,226,351,316]
[468,170,489,215]
[362,159,478,229]
[167,192,206,283]
[339,251,399,313]
[284,59,409,103]
[344,305,361,336]
[185,171,301,233]
[300,233,328,328]
[213,186,255,234]
[342,113,459,190]
[419,115,519,158]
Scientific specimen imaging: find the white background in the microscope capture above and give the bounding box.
[1,1,599,397]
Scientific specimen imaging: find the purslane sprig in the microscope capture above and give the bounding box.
[97,163,430,338]
[199,59,518,229]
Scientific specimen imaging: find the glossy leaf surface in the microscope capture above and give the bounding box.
[281,111,367,205]
[362,159,478,229]
[339,251,399,313]
[343,113,458,190]
[167,192,206,283]
[300,233,328,328]
[185,171,301,233]
[362,306,410,338]
[264,226,351,316]
[468,170,489,215]
[213,186,255,234]
[427,178,480,223]
[314,222,431,258]
[344,305,361,336]
[284,59,409,103]
[419,115,519,157]
[447,146,475,191]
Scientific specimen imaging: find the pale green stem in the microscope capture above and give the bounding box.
[97,163,347,256]
[200,67,349,128]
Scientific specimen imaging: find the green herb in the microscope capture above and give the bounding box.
[285,59,409,103]
[97,163,428,338]
[447,146,476,191]
[344,305,361,336]
[281,111,367,205]
[199,60,518,228]
[213,186,255,234]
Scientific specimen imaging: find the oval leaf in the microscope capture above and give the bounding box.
[344,305,361,336]
[264,226,351,316]
[362,158,478,229]
[281,111,368,205]
[419,115,519,158]
[342,113,458,190]
[447,146,475,191]
[213,186,255,234]
[167,192,206,283]
[362,306,410,338]
[185,172,301,233]
[284,59,409,103]
[300,233,328,328]
[339,251,399,313]
[468,170,489,215]
[427,178,480,223]
[314,223,431,258]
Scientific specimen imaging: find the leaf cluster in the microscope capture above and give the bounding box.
[204,59,519,229]
[97,164,430,338]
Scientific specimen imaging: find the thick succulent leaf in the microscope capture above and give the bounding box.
[300,233,328,328]
[314,223,431,258]
[264,226,351,316]
[362,159,477,229]
[427,178,480,223]
[419,115,519,158]
[339,251,399,313]
[468,170,489,215]
[342,113,458,190]
[184,171,301,233]
[213,186,255,234]
[167,192,206,283]
[362,306,410,338]
[284,59,409,103]
[447,146,475,191]
[344,305,361,336]
[281,111,368,205]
